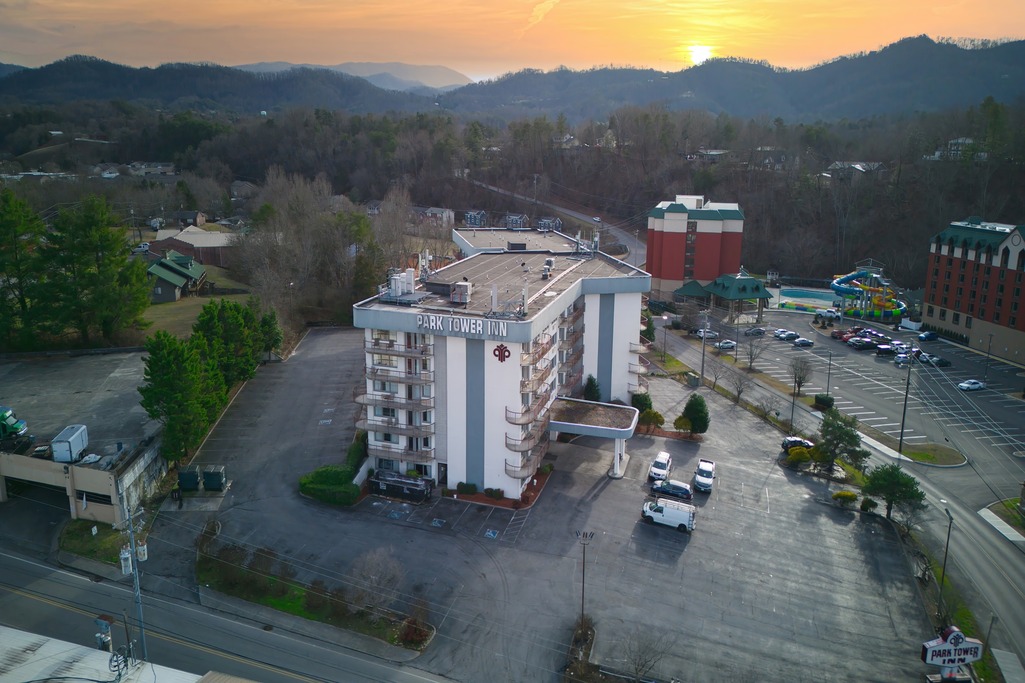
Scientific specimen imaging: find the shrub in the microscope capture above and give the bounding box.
[832,490,858,507]
[299,465,361,505]
[440,487,452,497]
[483,487,504,499]
[400,615,431,647]
[305,579,329,612]
[456,482,478,495]
[406,469,421,478]
[815,393,835,409]
[521,491,534,505]
[631,392,653,413]
[860,497,879,513]
[540,463,554,474]
[346,431,368,469]
[785,449,811,468]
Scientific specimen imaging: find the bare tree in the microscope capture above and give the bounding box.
[756,394,783,420]
[894,498,928,535]
[741,337,768,371]
[726,367,754,404]
[621,627,678,682]
[789,357,814,396]
[348,547,406,621]
[708,359,727,390]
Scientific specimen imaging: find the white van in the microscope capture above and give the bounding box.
[641,498,696,532]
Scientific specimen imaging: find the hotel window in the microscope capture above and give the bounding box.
[998,284,1005,294]
[373,381,398,393]
[927,305,935,317]
[959,261,966,271]
[944,272,951,280]
[939,310,947,320]
[686,233,696,244]
[933,268,939,277]
[942,297,948,306]
[375,407,397,419]
[1010,317,1017,327]
[994,312,1000,323]
[413,464,432,478]
[958,274,965,283]
[968,304,974,314]
[965,317,972,329]
[943,284,949,293]
[687,220,697,231]
[377,458,396,471]
[956,287,963,296]
[373,354,398,368]
[952,313,960,325]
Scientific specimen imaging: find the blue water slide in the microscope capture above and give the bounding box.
[831,270,869,297]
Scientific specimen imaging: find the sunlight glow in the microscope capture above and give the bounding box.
[688,45,714,65]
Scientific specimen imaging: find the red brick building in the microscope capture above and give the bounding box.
[646,195,743,300]
[924,217,1025,364]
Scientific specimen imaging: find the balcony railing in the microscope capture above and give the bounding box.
[560,307,584,327]
[356,413,435,437]
[366,339,432,357]
[628,362,647,375]
[628,377,650,394]
[520,363,554,393]
[505,434,551,479]
[505,416,550,453]
[367,443,435,464]
[353,387,434,409]
[564,345,583,369]
[367,367,434,384]
[505,387,553,425]
[560,327,583,350]
[629,340,650,353]
[520,334,555,366]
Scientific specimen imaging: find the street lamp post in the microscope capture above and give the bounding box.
[662,315,668,362]
[937,508,954,626]
[983,333,994,383]
[699,310,709,384]
[575,531,594,626]
[825,351,832,398]
[898,353,914,453]
[788,376,798,435]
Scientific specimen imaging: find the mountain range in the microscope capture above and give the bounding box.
[1,36,1023,122]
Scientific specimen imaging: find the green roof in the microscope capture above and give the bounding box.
[931,218,1024,252]
[672,280,711,298]
[160,249,206,281]
[703,272,773,301]
[147,262,187,288]
[648,204,745,221]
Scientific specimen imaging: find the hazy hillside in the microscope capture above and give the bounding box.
[234,60,472,91]
[0,63,25,78]
[1,37,1023,122]
[0,56,431,114]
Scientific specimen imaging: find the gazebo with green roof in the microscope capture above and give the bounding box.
[701,267,773,323]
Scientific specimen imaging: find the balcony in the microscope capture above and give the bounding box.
[519,363,554,393]
[366,339,432,357]
[353,387,434,409]
[520,334,555,366]
[367,443,435,464]
[356,412,435,437]
[505,387,553,425]
[560,307,583,327]
[505,435,550,479]
[628,362,647,375]
[367,367,433,384]
[628,377,650,394]
[505,416,550,453]
[629,340,650,354]
[563,345,583,369]
[560,327,583,350]
[558,369,583,397]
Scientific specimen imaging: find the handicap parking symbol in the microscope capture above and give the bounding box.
[484,529,499,539]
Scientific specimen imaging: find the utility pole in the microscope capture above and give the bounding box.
[983,333,994,383]
[116,483,148,661]
[699,309,709,384]
[898,354,913,453]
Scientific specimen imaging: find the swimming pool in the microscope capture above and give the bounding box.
[779,288,836,303]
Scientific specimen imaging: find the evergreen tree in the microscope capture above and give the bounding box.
[583,374,601,401]
[258,307,284,361]
[862,463,926,519]
[139,331,210,461]
[193,299,261,387]
[818,409,871,471]
[0,189,46,348]
[682,394,710,435]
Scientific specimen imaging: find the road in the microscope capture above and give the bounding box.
[658,313,1025,668]
[0,550,451,683]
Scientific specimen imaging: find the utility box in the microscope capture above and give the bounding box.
[203,465,226,492]
[369,471,434,503]
[52,424,88,463]
[685,372,700,388]
[178,465,202,491]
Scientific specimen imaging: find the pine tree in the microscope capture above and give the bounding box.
[139,331,210,461]
[682,394,710,435]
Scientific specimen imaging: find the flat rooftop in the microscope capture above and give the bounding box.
[454,228,583,253]
[361,250,644,319]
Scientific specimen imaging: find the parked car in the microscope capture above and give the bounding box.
[894,354,911,366]
[744,327,766,336]
[830,329,848,340]
[919,331,938,341]
[695,329,719,339]
[891,341,908,352]
[713,339,737,350]
[642,498,696,532]
[924,354,951,367]
[693,458,716,492]
[875,345,897,356]
[648,451,672,480]
[650,479,694,501]
[792,338,814,347]
[958,379,987,391]
[781,331,800,341]
[848,338,877,350]
[782,437,815,453]
[773,329,791,339]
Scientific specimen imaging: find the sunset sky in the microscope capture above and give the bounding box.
[1,0,1022,80]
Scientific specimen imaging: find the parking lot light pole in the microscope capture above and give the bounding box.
[575,531,594,626]
[788,376,798,435]
[983,333,993,383]
[898,354,913,453]
[825,351,832,398]
[662,315,668,362]
[937,508,954,626]
[699,310,709,384]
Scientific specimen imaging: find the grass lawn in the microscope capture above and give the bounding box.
[990,498,1025,533]
[60,519,125,565]
[143,294,252,338]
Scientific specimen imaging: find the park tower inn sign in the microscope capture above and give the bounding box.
[921,625,983,677]
[417,314,510,339]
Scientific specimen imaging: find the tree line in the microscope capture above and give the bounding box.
[139,298,282,461]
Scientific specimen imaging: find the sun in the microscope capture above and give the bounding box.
[688,45,714,65]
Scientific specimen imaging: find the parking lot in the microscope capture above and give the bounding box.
[1,329,935,681]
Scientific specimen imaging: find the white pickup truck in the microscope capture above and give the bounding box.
[642,498,696,532]
[694,458,716,493]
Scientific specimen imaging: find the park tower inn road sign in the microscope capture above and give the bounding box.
[417,313,510,339]
[921,626,983,669]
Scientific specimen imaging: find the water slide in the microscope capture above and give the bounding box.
[830,270,907,318]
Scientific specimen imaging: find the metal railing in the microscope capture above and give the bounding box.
[366,339,432,357]
[504,435,551,479]
[353,387,434,409]
[505,387,553,425]
[519,363,554,393]
[367,367,433,383]
[356,414,435,437]
[561,307,584,326]
[520,334,555,365]
[367,443,435,464]
[628,362,646,375]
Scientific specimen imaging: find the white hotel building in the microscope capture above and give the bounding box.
[352,229,650,495]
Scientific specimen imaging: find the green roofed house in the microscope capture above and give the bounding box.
[147,250,207,303]
[701,267,773,324]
